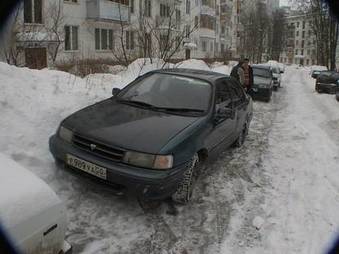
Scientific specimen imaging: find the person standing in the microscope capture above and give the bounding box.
[242,58,254,92]
[230,60,245,87]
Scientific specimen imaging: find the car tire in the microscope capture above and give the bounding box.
[172,154,199,204]
[234,122,249,148]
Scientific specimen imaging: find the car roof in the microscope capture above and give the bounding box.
[0,153,61,228]
[252,64,272,70]
[149,68,229,83]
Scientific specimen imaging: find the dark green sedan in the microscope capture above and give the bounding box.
[249,64,274,102]
[49,69,253,204]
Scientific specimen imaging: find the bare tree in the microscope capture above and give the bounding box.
[270,9,287,60]
[241,0,270,63]
[294,0,338,69]
[45,0,64,65]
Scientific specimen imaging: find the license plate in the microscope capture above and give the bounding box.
[66,154,107,180]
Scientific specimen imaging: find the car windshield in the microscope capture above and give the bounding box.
[272,67,279,74]
[119,73,212,112]
[253,68,271,78]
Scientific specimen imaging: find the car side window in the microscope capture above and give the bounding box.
[228,80,246,106]
[215,79,232,108]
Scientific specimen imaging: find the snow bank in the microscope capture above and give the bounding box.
[174,59,210,71]
[0,153,60,228]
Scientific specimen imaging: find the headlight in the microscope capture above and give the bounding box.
[123,151,173,170]
[58,126,73,143]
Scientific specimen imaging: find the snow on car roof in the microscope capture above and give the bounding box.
[310,65,328,71]
[0,153,61,229]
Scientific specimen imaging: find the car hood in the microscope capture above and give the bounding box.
[253,76,271,86]
[63,98,200,154]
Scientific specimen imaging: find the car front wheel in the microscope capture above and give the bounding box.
[172,154,199,204]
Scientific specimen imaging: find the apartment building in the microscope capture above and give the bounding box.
[279,12,317,66]
[3,0,234,69]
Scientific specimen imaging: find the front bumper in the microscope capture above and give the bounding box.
[49,135,190,200]
[316,83,337,94]
[249,87,272,101]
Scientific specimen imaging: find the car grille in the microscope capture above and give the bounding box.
[72,134,125,162]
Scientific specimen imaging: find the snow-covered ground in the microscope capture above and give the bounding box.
[0,62,338,254]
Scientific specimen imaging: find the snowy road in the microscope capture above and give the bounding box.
[1,64,338,254]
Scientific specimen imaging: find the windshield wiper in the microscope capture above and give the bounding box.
[118,99,205,113]
[156,107,205,113]
[117,99,156,108]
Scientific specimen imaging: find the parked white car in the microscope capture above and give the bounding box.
[265,61,283,90]
[0,153,71,254]
[267,60,285,74]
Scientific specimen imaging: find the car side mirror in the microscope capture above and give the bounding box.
[112,88,121,96]
[214,107,234,124]
[280,70,284,74]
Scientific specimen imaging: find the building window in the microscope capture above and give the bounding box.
[109,0,129,4]
[301,40,304,48]
[306,59,309,65]
[297,22,300,28]
[302,31,305,38]
[130,0,134,13]
[301,49,304,55]
[160,4,170,17]
[24,0,43,24]
[186,0,191,14]
[185,25,191,38]
[295,49,298,55]
[200,14,215,30]
[145,0,151,17]
[302,21,305,29]
[160,34,167,51]
[64,0,78,3]
[65,26,79,51]
[95,28,113,50]
[126,31,135,50]
[202,41,207,52]
[296,40,299,46]
[296,31,299,36]
[210,42,213,52]
[176,9,181,27]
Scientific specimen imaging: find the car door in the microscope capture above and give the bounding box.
[228,79,249,137]
[206,79,237,153]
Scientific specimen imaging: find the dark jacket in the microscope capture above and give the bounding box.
[246,65,254,91]
[231,64,254,91]
[230,64,242,82]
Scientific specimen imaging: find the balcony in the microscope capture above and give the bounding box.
[87,0,129,22]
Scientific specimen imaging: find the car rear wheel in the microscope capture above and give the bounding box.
[172,154,199,204]
[234,122,249,148]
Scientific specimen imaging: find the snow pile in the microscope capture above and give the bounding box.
[0,153,60,228]
[174,59,210,71]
